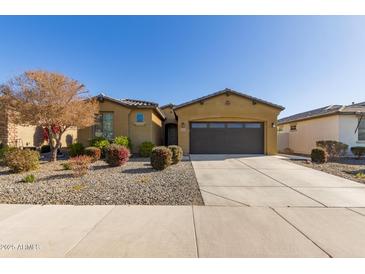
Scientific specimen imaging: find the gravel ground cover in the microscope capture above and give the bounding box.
[0,158,204,205]
[290,158,365,184]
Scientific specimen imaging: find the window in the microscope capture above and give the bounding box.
[209,123,225,128]
[136,112,144,123]
[93,112,114,139]
[245,123,261,128]
[227,123,243,128]
[290,124,297,131]
[191,123,208,128]
[358,118,365,141]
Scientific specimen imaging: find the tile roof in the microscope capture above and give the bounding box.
[94,93,165,120]
[278,102,365,124]
[173,88,285,110]
[121,98,158,107]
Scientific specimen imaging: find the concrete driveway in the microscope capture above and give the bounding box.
[191,154,365,207]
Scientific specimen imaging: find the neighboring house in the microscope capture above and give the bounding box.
[79,89,284,155]
[0,103,77,148]
[277,102,365,155]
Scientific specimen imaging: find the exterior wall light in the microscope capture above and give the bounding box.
[272,122,276,128]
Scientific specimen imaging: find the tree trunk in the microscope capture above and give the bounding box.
[49,128,63,162]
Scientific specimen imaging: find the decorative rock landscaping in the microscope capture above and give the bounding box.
[0,158,204,205]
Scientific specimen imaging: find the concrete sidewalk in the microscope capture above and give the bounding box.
[0,204,365,257]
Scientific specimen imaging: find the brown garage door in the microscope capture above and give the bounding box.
[190,122,264,154]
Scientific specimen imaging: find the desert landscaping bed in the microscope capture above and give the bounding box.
[0,158,204,205]
[290,158,365,184]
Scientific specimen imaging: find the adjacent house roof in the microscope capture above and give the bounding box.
[173,88,285,110]
[159,103,175,109]
[94,93,165,120]
[278,102,365,125]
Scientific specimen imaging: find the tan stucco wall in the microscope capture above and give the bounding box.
[129,109,162,153]
[78,100,131,146]
[174,93,281,155]
[78,99,163,153]
[278,115,340,155]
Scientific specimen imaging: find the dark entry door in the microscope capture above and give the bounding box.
[190,122,264,154]
[165,124,178,145]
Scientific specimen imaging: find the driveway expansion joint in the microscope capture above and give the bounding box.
[236,159,328,207]
[270,207,333,258]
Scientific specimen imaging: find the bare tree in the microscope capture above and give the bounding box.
[0,70,98,161]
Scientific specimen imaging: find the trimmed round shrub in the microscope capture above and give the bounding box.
[114,136,132,150]
[316,140,348,159]
[68,142,85,157]
[139,141,155,157]
[168,145,183,164]
[311,148,328,164]
[90,137,110,150]
[105,144,130,167]
[84,147,101,162]
[69,155,92,177]
[4,148,40,173]
[150,146,172,170]
[351,146,365,159]
[40,144,51,153]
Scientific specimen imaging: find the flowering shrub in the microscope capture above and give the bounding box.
[69,155,92,177]
[105,144,130,167]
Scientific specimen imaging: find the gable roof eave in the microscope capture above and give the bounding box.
[173,88,285,111]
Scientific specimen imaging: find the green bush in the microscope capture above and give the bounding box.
[61,162,71,170]
[0,146,10,165]
[114,136,132,150]
[139,141,155,157]
[168,145,183,164]
[316,140,348,159]
[69,155,92,177]
[40,144,51,153]
[150,146,172,170]
[351,146,365,159]
[105,144,130,167]
[68,143,85,157]
[311,148,328,164]
[23,174,36,183]
[84,147,101,162]
[4,148,40,173]
[89,137,110,150]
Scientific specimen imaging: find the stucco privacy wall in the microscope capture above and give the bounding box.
[278,115,340,155]
[174,93,281,155]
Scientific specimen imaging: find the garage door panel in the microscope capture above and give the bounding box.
[190,122,264,154]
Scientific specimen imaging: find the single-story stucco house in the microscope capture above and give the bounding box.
[0,103,77,148]
[278,102,365,155]
[78,88,284,155]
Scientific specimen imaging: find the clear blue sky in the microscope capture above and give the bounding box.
[0,16,364,117]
